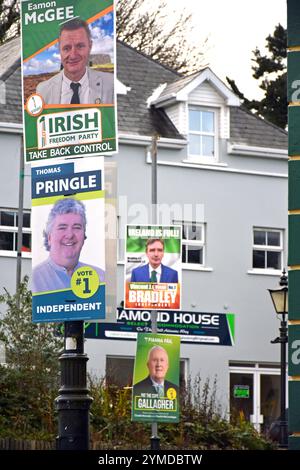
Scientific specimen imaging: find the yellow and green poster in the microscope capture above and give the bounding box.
[21,0,116,163]
[132,333,180,423]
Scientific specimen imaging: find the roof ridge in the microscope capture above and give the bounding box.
[117,40,182,78]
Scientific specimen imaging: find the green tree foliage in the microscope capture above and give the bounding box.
[0,277,63,438]
[89,374,275,450]
[116,0,208,73]
[227,24,287,129]
[0,0,20,44]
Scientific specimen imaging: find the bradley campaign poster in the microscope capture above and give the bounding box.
[31,157,105,322]
[21,0,116,163]
[132,333,180,423]
[124,225,182,310]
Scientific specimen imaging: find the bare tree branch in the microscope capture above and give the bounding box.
[116,0,208,74]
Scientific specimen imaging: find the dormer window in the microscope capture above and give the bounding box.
[188,106,217,162]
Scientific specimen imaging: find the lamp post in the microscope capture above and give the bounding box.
[268,269,288,448]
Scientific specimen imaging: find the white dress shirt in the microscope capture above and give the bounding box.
[60,69,90,104]
[148,264,162,283]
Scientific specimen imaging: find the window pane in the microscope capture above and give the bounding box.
[182,244,187,262]
[202,136,214,156]
[106,357,134,387]
[16,212,31,228]
[182,225,188,240]
[187,245,203,264]
[267,251,281,269]
[254,230,266,245]
[189,109,200,131]
[253,250,265,268]
[22,213,31,228]
[202,111,214,132]
[0,211,15,227]
[22,233,31,252]
[267,231,280,247]
[188,224,202,241]
[189,134,201,155]
[0,232,14,250]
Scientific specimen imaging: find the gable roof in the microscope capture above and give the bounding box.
[116,42,183,139]
[0,37,22,125]
[230,106,287,150]
[0,37,288,150]
[150,68,241,107]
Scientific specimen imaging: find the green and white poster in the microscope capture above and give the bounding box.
[125,225,182,310]
[132,333,180,423]
[21,0,116,163]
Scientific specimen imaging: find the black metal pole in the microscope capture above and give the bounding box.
[279,313,288,448]
[150,134,160,451]
[56,321,92,450]
[16,138,24,308]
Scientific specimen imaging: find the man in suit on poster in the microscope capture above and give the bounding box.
[133,346,178,398]
[130,238,178,283]
[36,18,113,105]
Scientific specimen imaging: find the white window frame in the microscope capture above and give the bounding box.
[175,220,205,268]
[229,363,287,433]
[0,208,31,258]
[187,106,218,163]
[251,227,283,272]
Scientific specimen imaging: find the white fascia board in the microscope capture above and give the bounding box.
[177,69,241,106]
[147,83,167,108]
[152,68,241,107]
[0,122,23,134]
[118,133,186,149]
[228,142,288,159]
[116,78,131,95]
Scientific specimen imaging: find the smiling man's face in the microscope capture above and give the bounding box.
[59,27,92,82]
[147,348,169,384]
[48,213,85,273]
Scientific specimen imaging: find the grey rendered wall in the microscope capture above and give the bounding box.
[86,139,288,409]
[0,129,287,407]
[0,131,32,298]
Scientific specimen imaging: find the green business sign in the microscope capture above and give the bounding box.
[233,385,250,399]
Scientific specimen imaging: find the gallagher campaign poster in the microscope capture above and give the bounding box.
[21,0,117,163]
[31,157,105,322]
[124,225,182,310]
[132,333,180,423]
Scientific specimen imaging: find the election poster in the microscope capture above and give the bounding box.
[132,333,180,423]
[31,157,105,322]
[124,225,182,310]
[21,0,117,163]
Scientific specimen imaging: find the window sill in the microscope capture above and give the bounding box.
[183,265,213,272]
[183,158,228,168]
[247,269,282,277]
[0,251,32,259]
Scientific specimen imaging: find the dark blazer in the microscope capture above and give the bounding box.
[133,375,178,397]
[130,263,178,283]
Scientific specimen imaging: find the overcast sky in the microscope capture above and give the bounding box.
[162,0,287,99]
